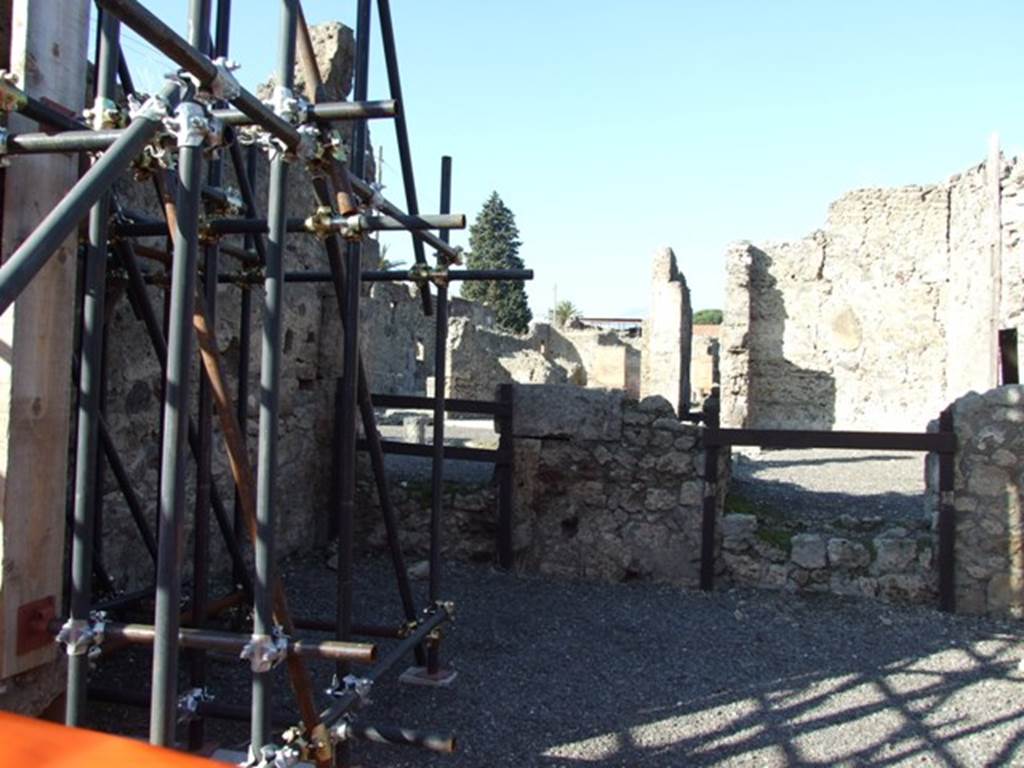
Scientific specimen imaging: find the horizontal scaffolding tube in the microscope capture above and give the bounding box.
[203,268,534,285]
[6,101,398,156]
[6,128,125,154]
[212,99,397,125]
[114,213,464,238]
[59,620,377,664]
[96,0,301,150]
[0,81,179,317]
[337,722,456,754]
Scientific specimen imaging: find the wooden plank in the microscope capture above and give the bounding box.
[370,392,509,416]
[704,428,955,453]
[0,0,89,679]
[357,438,507,464]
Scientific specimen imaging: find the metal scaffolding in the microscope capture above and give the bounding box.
[0,0,532,763]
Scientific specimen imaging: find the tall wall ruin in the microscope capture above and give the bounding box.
[722,150,1024,430]
[641,247,693,416]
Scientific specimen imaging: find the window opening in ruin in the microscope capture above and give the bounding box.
[999,328,1019,385]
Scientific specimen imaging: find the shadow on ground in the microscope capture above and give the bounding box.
[86,557,1024,767]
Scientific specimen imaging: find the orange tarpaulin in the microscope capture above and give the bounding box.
[0,711,218,767]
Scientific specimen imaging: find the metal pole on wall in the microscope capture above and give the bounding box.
[65,8,121,726]
[251,0,298,754]
[426,156,452,675]
[148,0,209,744]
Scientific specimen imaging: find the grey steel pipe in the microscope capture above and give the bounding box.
[212,99,397,125]
[113,212,464,238]
[94,622,376,663]
[377,0,427,273]
[427,155,452,674]
[0,80,179,317]
[149,115,204,750]
[251,0,298,753]
[66,11,121,728]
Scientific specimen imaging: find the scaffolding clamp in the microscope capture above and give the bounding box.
[128,90,171,124]
[0,71,26,113]
[304,205,336,239]
[269,85,308,126]
[280,722,332,765]
[207,57,242,102]
[164,101,221,149]
[408,262,431,288]
[84,96,125,130]
[177,687,213,724]
[55,611,106,657]
[327,674,373,708]
[240,626,289,673]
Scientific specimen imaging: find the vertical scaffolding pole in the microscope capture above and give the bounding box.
[251,0,297,754]
[189,0,216,751]
[66,8,120,727]
[334,5,370,765]
[234,143,257,589]
[426,156,452,674]
[149,0,206,745]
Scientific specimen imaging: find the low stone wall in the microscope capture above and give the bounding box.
[721,514,935,603]
[931,385,1024,616]
[508,385,723,586]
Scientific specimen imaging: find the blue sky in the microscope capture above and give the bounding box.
[117,1,1024,319]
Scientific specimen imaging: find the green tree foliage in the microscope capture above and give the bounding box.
[550,300,580,328]
[693,308,723,325]
[461,192,533,334]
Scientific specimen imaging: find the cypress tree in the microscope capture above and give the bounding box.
[461,192,533,334]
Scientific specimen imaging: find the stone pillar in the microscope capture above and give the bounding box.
[0,0,90,712]
[718,243,753,427]
[640,247,692,417]
[937,385,1024,616]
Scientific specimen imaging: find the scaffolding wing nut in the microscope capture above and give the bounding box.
[240,627,289,673]
[55,611,106,656]
[0,71,27,112]
[176,686,213,724]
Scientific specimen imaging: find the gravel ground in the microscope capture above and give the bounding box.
[730,448,929,530]
[86,555,1024,767]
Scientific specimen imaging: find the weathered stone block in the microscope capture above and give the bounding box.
[790,534,826,569]
[827,537,870,570]
[872,537,917,574]
[721,514,758,550]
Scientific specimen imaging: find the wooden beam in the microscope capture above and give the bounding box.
[0,0,89,680]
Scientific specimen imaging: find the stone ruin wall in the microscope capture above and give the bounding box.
[929,385,1024,616]
[722,153,1024,431]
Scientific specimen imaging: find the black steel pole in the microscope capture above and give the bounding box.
[376,0,426,275]
[335,238,360,686]
[234,143,257,587]
[65,10,120,727]
[0,80,178,317]
[426,156,452,674]
[310,175,421,663]
[189,0,215,751]
[251,0,298,753]
[149,83,205,753]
